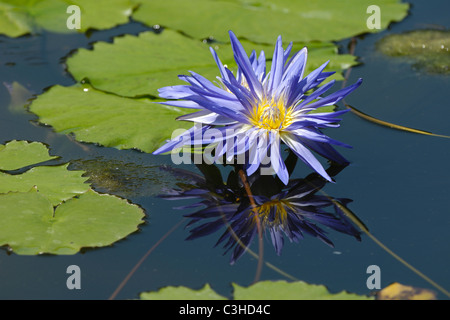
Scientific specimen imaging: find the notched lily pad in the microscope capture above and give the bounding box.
[376,29,450,74]
[140,284,227,300]
[132,0,409,43]
[232,280,373,300]
[28,84,193,153]
[0,0,135,37]
[0,140,146,255]
[0,188,145,255]
[0,140,59,171]
[0,163,90,206]
[66,29,358,98]
[139,280,373,300]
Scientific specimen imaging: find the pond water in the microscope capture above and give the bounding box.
[0,0,448,299]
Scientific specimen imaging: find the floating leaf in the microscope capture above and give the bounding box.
[66,29,358,98]
[140,284,227,300]
[376,29,450,74]
[133,0,409,43]
[29,84,193,153]
[0,141,145,255]
[0,0,134,37]
[140,280,373,300]
[0,140,58,171]
[0,189,145,255]
[232,280,373,300]
[376,282,437,300]
[0,164,90,206]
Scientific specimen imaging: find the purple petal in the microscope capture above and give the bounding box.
[281,133,332,182]
[269,132,289,185]
[255,50,266,81]
[290,128,352,148]
[210,47,230,82]
[267,35,285,95]
[188,71,236,99]
[246,132,270,176]
[187,93,250,124]
[153,124,209,154]
[301,78,363,110]
[222,68,256,114]
[287,60,330,107]
[177,109,237,125]
[157,100,202,109]
[228,31,263,98]
[277,47,307,100]
[158,85,196,100]
[292,79,335,112]
[297,138,349,165]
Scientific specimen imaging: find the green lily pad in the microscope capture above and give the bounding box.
[232,280,373,300]
[139,280,373,300]
[28,84,193,153]
[133,0,409,43]
[376,29,450,74]
[0,141,145,255]
[0,0,135,37]
[32,30,354,153]
[0,164,90,206]
[0,188,145,255]
[140,284,227,300]
[66,29,358,98]
[0,140,58,171]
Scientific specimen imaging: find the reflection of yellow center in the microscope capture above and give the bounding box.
[250,98,294,131]
[255,199,292,228]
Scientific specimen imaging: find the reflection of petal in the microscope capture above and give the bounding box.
[161,163,361,264]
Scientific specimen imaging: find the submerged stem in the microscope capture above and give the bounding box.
[339,38,450,298]
[334,198,450,299]
[342,37,450,139]
[108,218,186,300]
[238,169,264,284]
[305,177,450,299]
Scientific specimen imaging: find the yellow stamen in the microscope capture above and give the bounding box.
[250,97,294,131]
[255,199,293,228]
[219,74,294,131]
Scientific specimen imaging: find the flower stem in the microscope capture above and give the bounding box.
[332,199,450,299]
[238,169,264,284]
[306,177,450,299]
[343,37,450,139]
[108,218,186,300]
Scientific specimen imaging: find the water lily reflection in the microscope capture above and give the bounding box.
[161,160,361,264]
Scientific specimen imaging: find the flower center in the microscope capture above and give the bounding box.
[251,98,293,130]
[254,199,292,228]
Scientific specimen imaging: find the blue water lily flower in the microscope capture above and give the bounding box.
[153,31,362,184]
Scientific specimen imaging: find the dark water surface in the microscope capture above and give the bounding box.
[0,0,448,299]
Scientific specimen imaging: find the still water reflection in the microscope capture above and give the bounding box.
[161,155,362,265]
